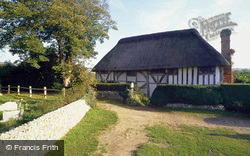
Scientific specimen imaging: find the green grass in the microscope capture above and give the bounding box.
[46,107,118,156]
[137,124,250,156]
[0,93,62,133]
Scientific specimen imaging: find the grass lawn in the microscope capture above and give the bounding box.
[0,93,61,133]
[137,124,250,156]
[46,107,118,156]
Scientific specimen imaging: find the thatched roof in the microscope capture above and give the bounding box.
[93,28,229,72]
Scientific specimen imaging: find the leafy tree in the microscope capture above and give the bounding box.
[234,70,250,83]
[0,0,117,87]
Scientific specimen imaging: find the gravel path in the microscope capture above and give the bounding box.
[96,102,250,156]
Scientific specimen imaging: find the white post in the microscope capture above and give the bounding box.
[29,86,32,97]
[44,87,47,99]
[17,85,20,95]
[131,82,134,95]
[8,85,10,94]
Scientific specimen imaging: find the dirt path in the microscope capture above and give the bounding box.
[96,102,250,156]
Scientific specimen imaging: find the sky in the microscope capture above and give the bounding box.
[1,0,250,68]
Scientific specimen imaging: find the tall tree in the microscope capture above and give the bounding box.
[0,0,117,87]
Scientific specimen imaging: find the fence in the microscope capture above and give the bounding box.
[0,85,64,99]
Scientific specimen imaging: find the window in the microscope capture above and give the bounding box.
[127,71,136,76]
[150,69,166,74]
[168,68,178,75]
[199,67,215,74]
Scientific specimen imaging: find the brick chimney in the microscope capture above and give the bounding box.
[220,29,232,83]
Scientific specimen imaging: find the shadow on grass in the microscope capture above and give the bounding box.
[97,100,250,119]
[203,117,250,128]
[207,133,250,141]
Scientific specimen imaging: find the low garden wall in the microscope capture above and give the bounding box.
[96,83,130,102]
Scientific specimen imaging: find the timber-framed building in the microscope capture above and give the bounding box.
[93,28,231,96]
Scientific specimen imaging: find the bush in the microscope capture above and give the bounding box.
[126,87,150,106]
[151,85,221,107]
[0,111,3,120]
[221,84,250,112]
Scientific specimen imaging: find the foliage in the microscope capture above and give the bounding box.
[48,108,118,156]
[0,111,3,120]
[136,124,250,156]
[151,85,221,107]
[0,0,117,87]
[96,83,131,101]
[96,83,131,91]
[83,86,96,108]
[220,84,250,112]
[126,85,150,106]
[234,71,250,83]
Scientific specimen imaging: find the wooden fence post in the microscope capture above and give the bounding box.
[44,87,47,99]
[17,85,20,95]
[63,88,66,97]
[8,85,10,94]
[29,86,32,97]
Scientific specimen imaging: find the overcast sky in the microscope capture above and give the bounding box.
[1,0,250,68]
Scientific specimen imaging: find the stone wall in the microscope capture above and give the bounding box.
[165,103,225,111]
[97,91,124,102]
[0,99,90,155]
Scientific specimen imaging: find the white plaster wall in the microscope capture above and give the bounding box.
[199,75,203,85]
[215,66,220,85]
[204,75,209,85]
[137,72,146,82]
[168,75,173,84]
[210,75,214,85]
[161,75,167,83]
[127,76,136,82]
[149,84,157,97]
[174,75,178,84]
[118,73,126,81]
[188,67,192,85]
[178,68,182,84]
[183,68,187,84]
[193,67,198,85]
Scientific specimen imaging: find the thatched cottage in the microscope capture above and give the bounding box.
[93,28,232,96]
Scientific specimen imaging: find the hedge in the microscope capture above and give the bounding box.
[95,83,131,100]
[151,85,221,107]
[96,83,130,91]
[151,84,250,113]
[220,84,250,112]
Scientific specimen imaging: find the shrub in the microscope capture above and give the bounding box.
[151,85,221,107]
[220,83,250,112]
[0,111,3,120]
[126,87,150,106]
[83,86,96,108]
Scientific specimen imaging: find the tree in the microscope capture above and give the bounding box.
[0,0,117,87]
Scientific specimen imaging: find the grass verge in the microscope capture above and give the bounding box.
[137,124,250,156]
[46,107,118,156]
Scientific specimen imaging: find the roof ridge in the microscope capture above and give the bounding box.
[118,28,199,43]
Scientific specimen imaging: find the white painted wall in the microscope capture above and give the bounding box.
[178,68,182,84]
[193,67,198,85]
[188,67,192,85]
[183,68,187,84]
[215,66,220,85]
